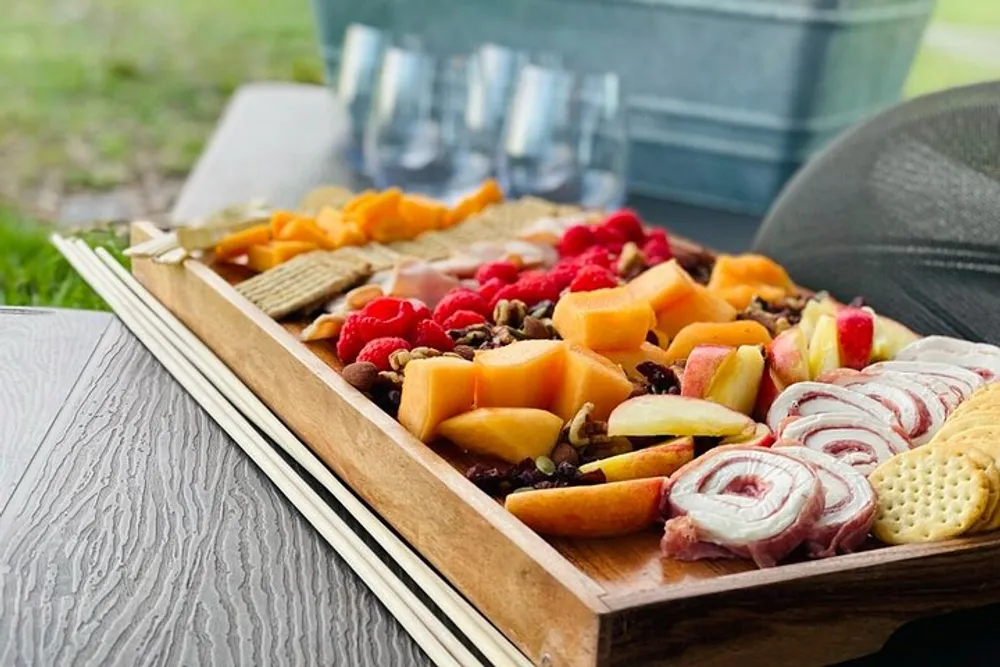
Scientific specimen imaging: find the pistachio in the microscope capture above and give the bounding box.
[529,300,555,320]
[342,362,379,392]
[493,299,527,328]
[452,344,477,361]
[388,349,412,372]
[378,370,404,386]
[616,241,647,280]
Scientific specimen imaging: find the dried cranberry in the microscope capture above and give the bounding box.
[636,361,682,395]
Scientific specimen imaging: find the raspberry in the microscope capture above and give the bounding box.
[642,229,672,264]
[602,209,645,243]
[476,278,505,304]
[512,273,561,306]
[593,224,626,248]
[517,269,547,282]
[411,319,455,351]
[358,297,418,338]
[475,260,519,285]
[570,265,619,292]
[558,224,597,257]
[577,246,614,268]
[409,299,432,324]
[549,262,581,291]
[442,310,488,330]
[356,337,411,372]
[336,314,369,363]
[433,288,491,325]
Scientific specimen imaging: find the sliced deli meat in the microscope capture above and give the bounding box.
[778,413,910,475]
[818,369,947,446]
[894,336,1000,382]
[865,360,985,405]
[661,446,823,568]
[773,444,876,557]
[765,382,900,436]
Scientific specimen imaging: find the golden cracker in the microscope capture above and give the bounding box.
[868,446,990,545]
[949,390,1000,419]
[934,411,1000,442]
[932,442,1000,533]
[387,236,453,261]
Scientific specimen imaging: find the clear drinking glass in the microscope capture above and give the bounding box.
[334,24,387,171]
[497,65,628,209]
[364,47,493,203]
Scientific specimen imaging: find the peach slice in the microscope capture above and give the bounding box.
[626,259,696,312]
[551,345,633,421]
[654,283,738,339]
[836,306,875,370]
[871,314,920,362]
[552,287,655,351]
[398,357,477,442]
[704,344,765,415]
[607,394,755,438]
[680,345,736,399]
[807,314,840,379]
[504,477,665,538]
[720,423,775,448]
[664,320,772,363]
[474,340,567,409]
[437,408,562,464]
[578,437,694,482]
[601,342,674,382]
[768,326,810,387]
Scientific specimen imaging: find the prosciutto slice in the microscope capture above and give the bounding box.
[766,382,900,435]
[773,444,876,557]
[866,360,984,404]
[661,446,823,568]
[818,369,947,446]
[778,413,910,475]
[894,336,1000,383]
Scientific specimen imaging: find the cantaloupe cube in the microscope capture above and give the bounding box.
[552,287,654,351]
[664,320,773,363]
[654,283,737,339]
[601,343,674,382]
[552,345,634,421]
[437,408,562,463]
[474,340,567,409]
[626,259,696,312]
[398,357,477,442]
[246,241,319,272]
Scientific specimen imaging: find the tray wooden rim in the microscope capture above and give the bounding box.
[130,221,1000,667]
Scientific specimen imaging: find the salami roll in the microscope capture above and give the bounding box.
[661,446,823,568]
[773,444,876,557]
[819,369,947,446]
[866,360,985,406]
[778,413,910,475]
[894,336,1000,383]
[765,382,900,436]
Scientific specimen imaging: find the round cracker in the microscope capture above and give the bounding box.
[934,411,1000,442]
[869,447,990,544]
[949,388,1000,417]
[932,442,1000,533]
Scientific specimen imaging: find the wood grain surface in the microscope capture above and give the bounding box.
[0,307,110,512]
[0,314,430,667]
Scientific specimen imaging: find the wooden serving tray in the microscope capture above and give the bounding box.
[130,221,1000,667]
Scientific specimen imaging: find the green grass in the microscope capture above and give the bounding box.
[0,208,128,309]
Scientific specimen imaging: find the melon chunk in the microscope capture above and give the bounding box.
[626,259,695,312]
[437,408,562,463]
[552,345,634,421]
[664,320,772,363]
[398,357,476,442]
[246,241,319,272]
[474,340,567,409]
[552,287,654,351]
[654,283,737,339]
[600,343,674,382]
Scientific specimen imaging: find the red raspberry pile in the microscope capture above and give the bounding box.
[337,296,454,368]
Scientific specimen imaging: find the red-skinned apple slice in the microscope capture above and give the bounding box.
[608,395,756,438]
[798,296,840,342]
[753,367,784,422]
[768,327,809,387]
[680,345,736,399]
[705,345,765,415]
[721,422,775,448]
[871,314,920,361]
[835,307,874,370]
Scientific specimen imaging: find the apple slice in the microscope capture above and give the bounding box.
[753,367,784,422]
[870,315,920,362]
[807,314,840,379]
[720,422,775,448]
[680,345,736,399]
[798,296,840,341]
[607,394,755,438]
[579,437,694,482]
[705,344,765,415]
[505,477,665,538]
[835,307,875,370]
[768,327,809,387]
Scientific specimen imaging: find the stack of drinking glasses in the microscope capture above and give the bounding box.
[334,24,628,210]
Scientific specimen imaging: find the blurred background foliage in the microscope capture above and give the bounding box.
[1,0,998,308]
